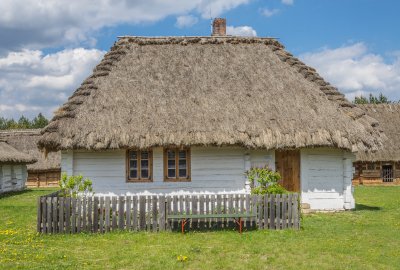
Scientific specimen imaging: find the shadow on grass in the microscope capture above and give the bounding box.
[355,203,381,211]
[170,221,258,233]
[0,188,33,199]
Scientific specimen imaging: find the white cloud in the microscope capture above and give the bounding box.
[281,0,294,5]
[0,48,105,119]
[261,8,280,17]
[300,43,400,101]
[226,26,257,37]
[0,0,250,52]
[175,15,198,28]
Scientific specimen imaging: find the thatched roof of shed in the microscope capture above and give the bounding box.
[356,104,400,162]
[0,140,36,164]
[0,129,60,171]
[38,36,384,153]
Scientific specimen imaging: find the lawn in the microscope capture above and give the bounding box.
[0,187,399,270]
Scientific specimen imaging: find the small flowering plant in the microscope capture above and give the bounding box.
[59,173,93,197]
[177,255,188,262]
[245,166,287,195]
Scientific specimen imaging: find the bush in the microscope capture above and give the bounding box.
[59,173,93,197]
[245,166,287,195]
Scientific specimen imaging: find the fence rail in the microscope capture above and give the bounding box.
[37,193,300,234]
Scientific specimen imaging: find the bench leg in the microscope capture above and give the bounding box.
[233,218,243,234]
[181,219,189,234]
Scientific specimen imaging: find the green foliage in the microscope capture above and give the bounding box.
[0,113,49,130]
[353,92,394,104]
[59,173,93,197]
[245,166,287,195]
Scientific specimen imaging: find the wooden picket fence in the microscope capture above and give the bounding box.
[37,193,300,234]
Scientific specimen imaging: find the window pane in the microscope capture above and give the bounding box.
[167,150,176,159]
[130,170,137,179]
[179,150,186,159]
[141,160,149,169]
[168,159,175,169]
[141,169,149,179]
[179,160,186,169]
[179,169,187,178]
[141,151,149,159]
[129,151,137,159]
[168,169,176,178]
[130,160,137,169]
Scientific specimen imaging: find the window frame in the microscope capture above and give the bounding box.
[163,147,191,182]
[126,149,153,182]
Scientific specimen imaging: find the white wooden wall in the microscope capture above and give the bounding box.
[300,148,355,210]
[63,147,274,195]
[0,164,28,193]
[61,146,355,210]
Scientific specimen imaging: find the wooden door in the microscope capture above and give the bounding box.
[275,150,300,192]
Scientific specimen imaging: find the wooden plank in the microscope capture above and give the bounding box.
[59,197,64,234]
[82,197,87,231]
[46,197,52,233]
[94,197,99,232]
[282,194,287,229]
[192,195,198,230]
[37,197,42,233]
[87,197,93,232]
[251,195,257,228]
[210,195,216,228]
[159,196,166,231]
[276,194,281,230]
[118,196,124,230]
[287,193,292,228]
[132,196,138,231]
[53,197,58,233]
[139,196,146,230]
[152,196,158,232]
[105,197,110,232]
[71,198,76,233]
[99,197,104,233]
[40,197,46,233]
[165,196,171,231]
[264,194,269,230]
[172,196,178,230]
[205,195,210,229]
[293,193,299,229]
[216,194,222,229]
[76,197,81,233]
[112,197,117,230]
[65,197,71,234]
[245,194,250,228]
[257,195,263,229]
[199,195,205,229]
[146,196,151,231]
[270,195,275,230]
[228,194,233,228]
[126,196,131,231]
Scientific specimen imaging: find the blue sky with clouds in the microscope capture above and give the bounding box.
[0,0,399,119]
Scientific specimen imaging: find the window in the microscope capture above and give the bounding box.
[164,148,191,181]
[127,150,152,182]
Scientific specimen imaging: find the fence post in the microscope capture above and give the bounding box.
[37,197,42,233]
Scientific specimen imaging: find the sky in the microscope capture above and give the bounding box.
[0,0,399,119]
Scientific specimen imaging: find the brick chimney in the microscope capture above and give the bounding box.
[212,18,226,36]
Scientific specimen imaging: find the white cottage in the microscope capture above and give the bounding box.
[0,140,36,193]
[38,19,383,210]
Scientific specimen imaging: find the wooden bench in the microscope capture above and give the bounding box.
[167,213,257,234]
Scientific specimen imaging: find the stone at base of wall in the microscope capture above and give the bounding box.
[0,186,26,194]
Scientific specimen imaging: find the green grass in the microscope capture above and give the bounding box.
[1,187,399,270]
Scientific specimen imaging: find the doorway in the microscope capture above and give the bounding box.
[382,165,393,182]
[275,150,301,192]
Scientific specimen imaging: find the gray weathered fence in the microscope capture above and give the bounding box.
[37,193,300,234]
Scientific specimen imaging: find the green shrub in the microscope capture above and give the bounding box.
[245,166,287,195]
[59,173,93,197]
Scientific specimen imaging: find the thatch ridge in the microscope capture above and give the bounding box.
[38,36,384,153]
[356,104,400,161]
[0,141,36,164]
[0,129,60,171]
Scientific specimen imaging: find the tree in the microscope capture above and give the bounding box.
[32,113,49,128]
[17,115,31,129]
[353,92,393,104]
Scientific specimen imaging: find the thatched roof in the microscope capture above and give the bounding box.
[0,129,60,171]
[38,36,384,153]
[356,104,400,162]
[0,140,36,164]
